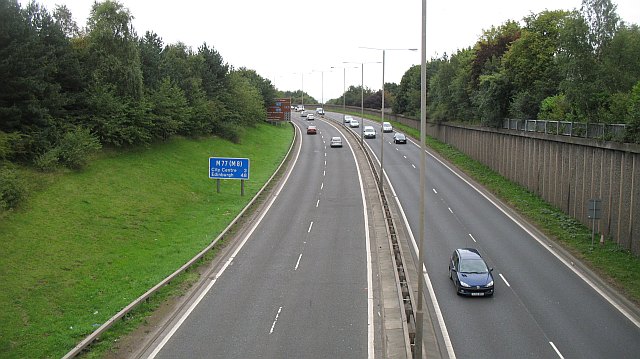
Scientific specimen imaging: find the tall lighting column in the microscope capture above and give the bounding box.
[415,0,428,357]
[360,47,417,187]
[343,61,381,144]
[331,65,358,124]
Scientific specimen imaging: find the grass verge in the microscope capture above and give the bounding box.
[336,109,640,304]
[0,122,293,359]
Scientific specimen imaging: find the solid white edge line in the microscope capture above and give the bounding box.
[363,139,456,358]
[147,123,303,358]
[549,341,565,359]
[339,122,375,359]
[412,138,640,329]
[499,273,511,287]
[269,306,283,334]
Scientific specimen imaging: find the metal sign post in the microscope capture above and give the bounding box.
[587,199,602,249]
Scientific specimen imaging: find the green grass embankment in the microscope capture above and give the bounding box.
[337,109,640,304]
[0,123,293,359]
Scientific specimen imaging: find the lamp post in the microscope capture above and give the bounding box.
[331,65,358,125]
[360,47,417,188]
[312,69,330,110]
[415,1,428,358]
[343,61,381,144]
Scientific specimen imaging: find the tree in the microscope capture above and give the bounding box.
[86,0,143,100]
[580,0,619,58]
[139,31,165,90]
[503,10,568,119]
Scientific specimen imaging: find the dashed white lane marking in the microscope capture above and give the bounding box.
[499,273,511,287]
[323,170,325,176]
[295,253,303,270]
[269,306,283,334]
[433,188,438,194]
[316,199,320,208]
[412,164,416,169]
[549,342,564,359]
[307,221,313,233]
[469,233,477,242]
[321,182,324,190]
[448,207,454,214]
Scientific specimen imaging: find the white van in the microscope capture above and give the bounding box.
[363,126,376,139]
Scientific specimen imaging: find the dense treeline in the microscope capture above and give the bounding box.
[391,0,640,142]
[0,0,276,210]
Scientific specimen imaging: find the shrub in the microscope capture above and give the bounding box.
[0,166,27,210]
[34,147,61,172]
[57,128,102,169]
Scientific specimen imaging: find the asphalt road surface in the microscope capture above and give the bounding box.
[330,111,640,359]
[145,115,374,358]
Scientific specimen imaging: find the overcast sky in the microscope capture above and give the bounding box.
[20,0,640,103]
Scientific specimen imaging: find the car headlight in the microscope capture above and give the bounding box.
[460,281,470,287]
[487,280,494,287]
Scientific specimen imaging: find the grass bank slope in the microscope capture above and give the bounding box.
[0,123,293,358]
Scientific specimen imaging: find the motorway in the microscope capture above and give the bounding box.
[137,109,640,359]
[326,111,640,358]
[140,115,376,358]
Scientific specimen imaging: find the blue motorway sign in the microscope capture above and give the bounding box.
[209,157,250,180]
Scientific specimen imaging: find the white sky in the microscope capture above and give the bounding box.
[20,0,640,103]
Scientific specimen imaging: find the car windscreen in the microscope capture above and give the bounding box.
[459,258,488,273]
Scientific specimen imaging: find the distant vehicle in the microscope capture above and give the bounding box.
[330,136,343,148]
[301,111,307,117]
[316,107,325,115]
[297,105,305,112]
[344,115,353,125]
[393,133,407,144]
[382,122,393,132]
[307,113,315,120]
[307,125,317,135]
[448,248,494,297]
[349,119,360,128]
[363,126,376,139]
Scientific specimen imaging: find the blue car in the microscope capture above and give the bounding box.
[448,248,494,297]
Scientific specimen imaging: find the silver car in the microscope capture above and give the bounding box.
[330,136,343,148]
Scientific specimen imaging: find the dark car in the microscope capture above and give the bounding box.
[393,133,407,144]
[448,248,494,297]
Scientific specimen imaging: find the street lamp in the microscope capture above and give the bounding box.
[312,69,331,110]
[360,47,417,188]
[343,61,382,144]
[415,1,428,358]
[331,65,358,125]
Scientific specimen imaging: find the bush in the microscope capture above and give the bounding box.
[57,128,102,169]
[34,148,61,172]
[0,167,27,210]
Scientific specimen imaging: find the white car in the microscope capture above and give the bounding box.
[330,136,343,148]
[307,113,315,120]
[363,126,376,139]
[344,115,353,125]
[316,107,325,115]
[382,122,393,132]
[301,111,307,117]
[349,119,360,128]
